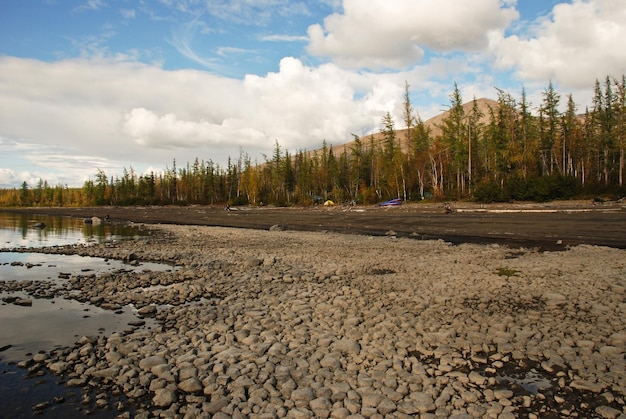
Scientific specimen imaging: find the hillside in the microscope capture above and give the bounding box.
[315,97,498,157]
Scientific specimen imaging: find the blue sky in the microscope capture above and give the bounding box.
[1,0,625,188]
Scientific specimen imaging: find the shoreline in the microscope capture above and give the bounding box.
[1,222,625,417]
[3,199,626,251]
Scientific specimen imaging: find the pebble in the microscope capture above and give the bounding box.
[5,224,625,417]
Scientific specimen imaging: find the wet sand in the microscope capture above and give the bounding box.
[6,200,626,250]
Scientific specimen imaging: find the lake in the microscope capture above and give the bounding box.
[0,211,173,417]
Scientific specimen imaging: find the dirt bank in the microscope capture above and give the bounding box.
[5,200,626,250]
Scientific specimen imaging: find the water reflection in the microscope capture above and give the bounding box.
[0,211,146,249]
[0,212,167,417]
[0,211,169,363]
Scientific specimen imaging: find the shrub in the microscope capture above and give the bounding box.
[473,182,506,202]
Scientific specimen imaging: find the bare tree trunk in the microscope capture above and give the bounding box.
[417,169,424,200]
[430,154,439,197]
[619,148,624,188]
[604,148,610,186]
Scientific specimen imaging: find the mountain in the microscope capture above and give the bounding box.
[313,98,498,157]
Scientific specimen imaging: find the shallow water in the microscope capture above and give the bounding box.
[0,211,170,417]
[0,211,143,249]
[0,251,172,283]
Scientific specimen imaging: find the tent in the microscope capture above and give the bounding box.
[377,198,402,207]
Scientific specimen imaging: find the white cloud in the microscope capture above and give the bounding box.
[120,9,136,19]
[0,54,428,186]
[168,18,233,73]
[0,137,122,187]
[261,34,309,42]
[74,0,108,13]
[491,0,626,88]
[211,0,312,23]
[122,108,266,149]
[0,168,28,188]
[307,0,518,69]
[0,165,72,188]
[216,46,256,57]
[3,0,620,189]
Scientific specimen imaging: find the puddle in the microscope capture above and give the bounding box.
[497,368,553,394]
[0,211,147,250]
[0,252,174,282]
[0,212,169,416]
[0,291,156,363]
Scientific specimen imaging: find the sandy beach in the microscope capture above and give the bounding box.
[3,211,625,417]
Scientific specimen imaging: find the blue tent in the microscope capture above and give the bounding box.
[377,198,402,207]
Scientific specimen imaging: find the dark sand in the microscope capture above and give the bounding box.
[5,200,625,250]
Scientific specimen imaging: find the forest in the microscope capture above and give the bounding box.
[1,76,625,208]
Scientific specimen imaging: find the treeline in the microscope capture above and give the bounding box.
[1,76,625,207]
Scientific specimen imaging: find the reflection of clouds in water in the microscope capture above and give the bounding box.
[0,212,144,249]
[0,253,174,282]
[0,293,157,363]
[0,212,167,364]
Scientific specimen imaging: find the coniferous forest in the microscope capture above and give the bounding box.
[2,76,626,208]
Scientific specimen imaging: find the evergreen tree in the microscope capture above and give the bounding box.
[539,81,561,175]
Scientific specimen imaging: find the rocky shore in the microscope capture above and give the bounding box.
[2,224,626,418]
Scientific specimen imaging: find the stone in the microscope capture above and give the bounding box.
[105,351,123,364]
[205,398,230,414]
[543,292,566,306]
[309,397,332,417]
[48,362,68,374]
[245,257,263,267]
[468,371,486,386]
[320,354,342,369]
[411,392,436,413]
[15,298,32,306]
[361,392,383,408]
[570,380,604,393]
[10,212,624,419]
[152,388,177,408]
[66,378,88,387]
[139,355,168,371]
[90,367,120,379]
[178,377,203,393]
[397,401,420,415]
[493,389,513,400]
[595,405,622,419]
[377,397,397,415]
[329,407,350,418]
[291,387,315,408]
[137,305,157,316]
[330,339,361,355]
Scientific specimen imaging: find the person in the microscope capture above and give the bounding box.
[225,204,231,211]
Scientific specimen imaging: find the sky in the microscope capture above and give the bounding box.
[1,0,625,188]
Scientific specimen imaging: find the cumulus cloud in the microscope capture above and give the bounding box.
[0,54,426,186]
[491,0,626,88]
[122,108,266,149]
[0,168,29,188]
[307,0,518,69]
[3,0,619,189]
[0,137,120,187]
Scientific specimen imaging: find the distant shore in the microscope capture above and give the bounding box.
[4,199,626,250]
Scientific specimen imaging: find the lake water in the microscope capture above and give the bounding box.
[0,211,174,417]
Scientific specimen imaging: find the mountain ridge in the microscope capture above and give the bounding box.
[307,97,498,157]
